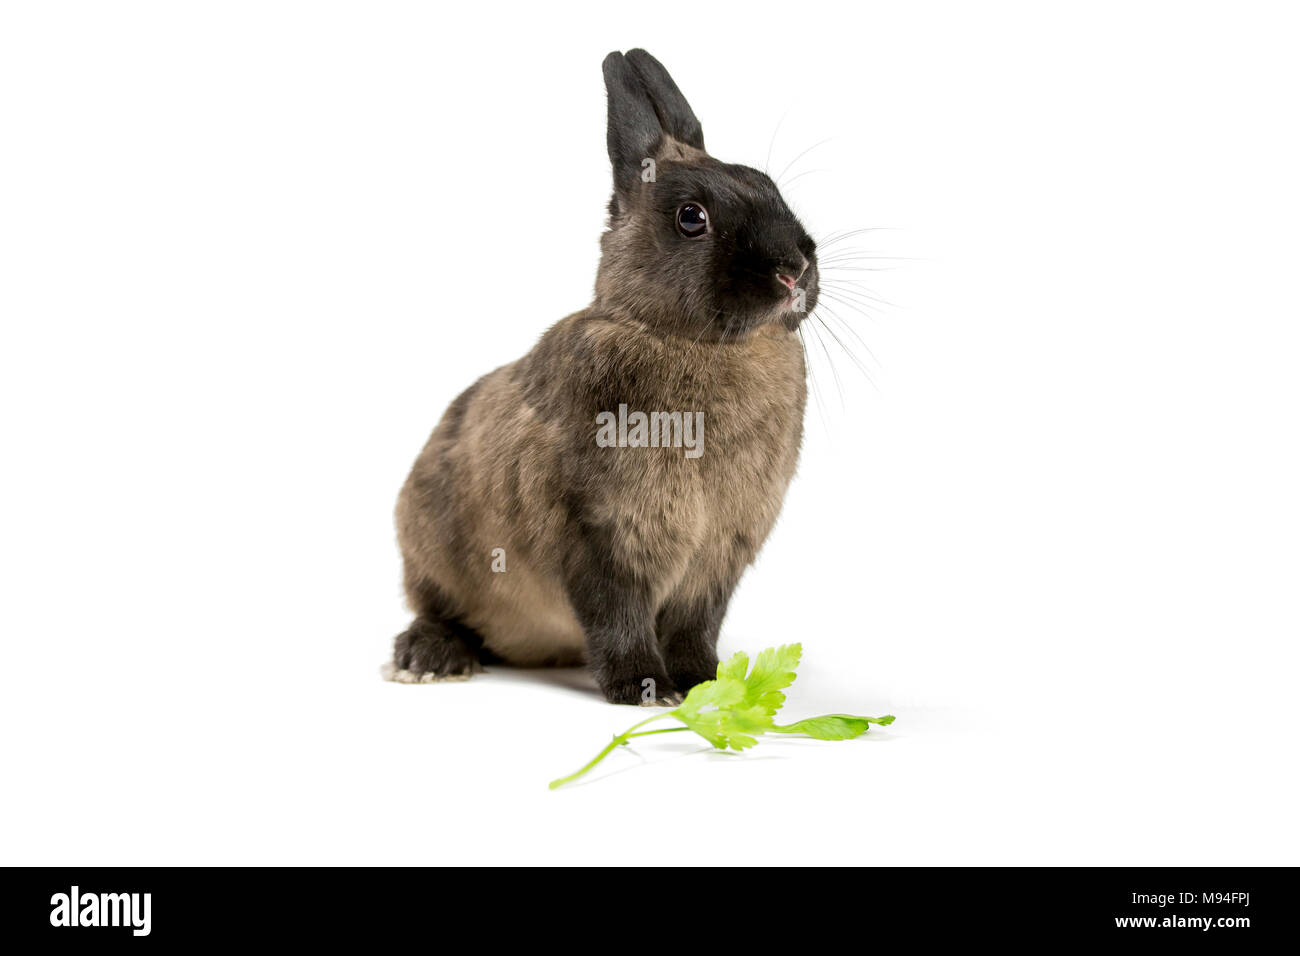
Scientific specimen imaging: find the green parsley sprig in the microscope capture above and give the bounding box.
[549,643,894,788]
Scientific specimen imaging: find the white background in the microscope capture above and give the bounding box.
[2,1,1297,865]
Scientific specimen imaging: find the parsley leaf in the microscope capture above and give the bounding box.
[772,713,896,739]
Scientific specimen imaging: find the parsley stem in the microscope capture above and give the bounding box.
[548,710,682,789]
[618,712,676,736]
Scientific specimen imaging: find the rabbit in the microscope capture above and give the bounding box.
[388,49,818,704]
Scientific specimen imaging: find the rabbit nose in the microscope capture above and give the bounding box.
[775,257,808,290]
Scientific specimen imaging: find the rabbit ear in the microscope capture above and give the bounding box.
[604,51,664,193]
[625,49,705,151]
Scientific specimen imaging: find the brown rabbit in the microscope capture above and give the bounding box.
[389,49,818,704]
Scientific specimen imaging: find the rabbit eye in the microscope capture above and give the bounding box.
[676,203,709,238]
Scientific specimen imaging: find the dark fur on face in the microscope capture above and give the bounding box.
[598,50,819,341]
[390,50,813,704]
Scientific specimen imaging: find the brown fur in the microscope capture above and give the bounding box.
[396,312,806,665]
